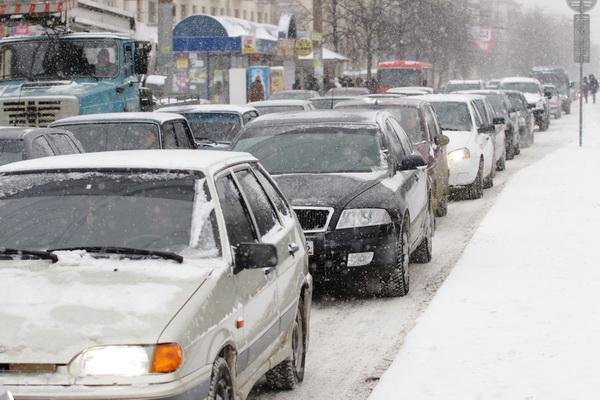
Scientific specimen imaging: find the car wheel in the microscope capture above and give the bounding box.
[435,192,448,217]
[465,159,484,200]
[556,109,562,119]
[496,153,506,171]
[515,141,521,155]
[411,202,433,264]
[265,304,305,389]
[208,358,234,400]
[382,227,409,297]
[506,137,515,160]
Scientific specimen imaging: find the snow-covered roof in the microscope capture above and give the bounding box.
[50,112,185,126]
[447,80,483,84]
[500,77,541,84]
[158,104,256,114]
[417,94,476,103]
[0,150,256,174]
[298,48,350,61]
[174,14,279,41]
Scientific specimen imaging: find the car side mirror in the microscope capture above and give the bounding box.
[478,124,495,134]
[544,91,553,99]
[398,154,427,171]
[434,134,450,146]
[234,243,278,273]
[135,41,152,75]
[492,117,505,125]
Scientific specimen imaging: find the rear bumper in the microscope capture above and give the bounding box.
[5,367,211,400]
[306,223,398,279]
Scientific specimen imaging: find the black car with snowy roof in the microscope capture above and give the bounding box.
[233,110,434,296]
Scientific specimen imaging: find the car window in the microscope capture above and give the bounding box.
[49,134,78,154]
[0,139,24,165]
[235,169,282,238]
[473,100,489,125]
[56,123,160,151]
[471,102,483,127]
[215,173,258,247]
[385,118,409,158]
[31,136,54,158]
[424,107,441,142]
[383,106,424,144]
[173,120,194,148]
[162,122,178,149]
[252,165,291,218]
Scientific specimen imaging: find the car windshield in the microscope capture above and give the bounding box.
[0,139,24,166]
[500,82,540,93]
[0,171,220,257]
[56,122,160,152]
[256,105,305,115]
[0,39,119,81]
[377,68,420,87]
[446,83,481,92]
[181,112,242,142]
[430,102,473,131]
[234,125,387,174]
[310,98,353,109]
[484,94,506,115]
[269,91,315,100]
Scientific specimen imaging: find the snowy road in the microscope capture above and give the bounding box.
[249,110,577,400]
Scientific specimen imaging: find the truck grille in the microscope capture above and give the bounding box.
[293,207,334,233]
[0,97,79,127]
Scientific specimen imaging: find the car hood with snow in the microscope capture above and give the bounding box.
[523,92,543,106]
[0,254,214,365]
[442,130,476,153]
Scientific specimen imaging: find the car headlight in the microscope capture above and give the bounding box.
[69,344,183,377]
[336,209,392,230]
[448,148,470,162]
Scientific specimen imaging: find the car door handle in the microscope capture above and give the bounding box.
[288,243,300,256]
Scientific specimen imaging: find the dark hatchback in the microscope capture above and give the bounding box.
[233,110,434,296]
[0,127,83,166]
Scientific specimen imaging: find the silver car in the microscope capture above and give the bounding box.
[0,150,312,400]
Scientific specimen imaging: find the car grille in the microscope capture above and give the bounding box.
[0,97,79,127]
[293,207,334,233]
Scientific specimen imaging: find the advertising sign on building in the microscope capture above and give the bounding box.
[469,26,495,54]
[295,38,313,57]
[247,66,271,102]
[242,36,257,55]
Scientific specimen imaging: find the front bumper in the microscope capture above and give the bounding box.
[4,366,211,400]
[307,223,398,279]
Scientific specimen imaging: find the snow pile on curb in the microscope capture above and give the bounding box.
[370,118,600,399]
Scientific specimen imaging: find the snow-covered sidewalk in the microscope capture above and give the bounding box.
[370,112,600,400]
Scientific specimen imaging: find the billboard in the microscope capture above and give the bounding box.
[247,66,270,102]
[470,26,495,54]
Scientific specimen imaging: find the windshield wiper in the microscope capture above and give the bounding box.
[48,246,183,264]
[0,248,58,263]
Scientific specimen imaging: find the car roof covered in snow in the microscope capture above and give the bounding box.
[0,127,71,140]
[245,109,389,127]
[416,94,478,104]
[157,104,257,114]
[334,96,431,109]
[0,150,256,175]
[500,77,541,85]
[50,112,186,126]
[247,99,313,107]
[447,80,484,84]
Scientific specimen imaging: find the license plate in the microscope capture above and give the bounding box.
[305,240,314,256]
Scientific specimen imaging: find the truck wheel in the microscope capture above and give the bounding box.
[383,228,409,297]
[265,304,306,389]
[208,358,234,400]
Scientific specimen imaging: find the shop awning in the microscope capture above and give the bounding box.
[298,48,350,61]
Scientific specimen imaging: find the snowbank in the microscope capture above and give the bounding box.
[370,111,600,399]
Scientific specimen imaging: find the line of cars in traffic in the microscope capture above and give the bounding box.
[0,74,562,400]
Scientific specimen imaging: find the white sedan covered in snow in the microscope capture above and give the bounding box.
[418,94,495,199]
[0,150,312,400]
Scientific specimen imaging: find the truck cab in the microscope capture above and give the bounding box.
[0,32,150,127]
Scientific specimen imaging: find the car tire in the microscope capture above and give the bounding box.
[411,202,433,264]
[265,304,306,390]
[435,192,448,217]
[208,357,234,400]
[515,141,521,155]
[382,227,409,297]
[566,104,571,115]
[555,109,562,119]
[466,159,484,200]
[496,153,506,171]
[506,136,515,160]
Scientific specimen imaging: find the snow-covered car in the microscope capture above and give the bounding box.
[269,89,320,100]
[324,87,370,96]
[486,79,501,89]
[233,110,434,297]
[248,99,315,115]
[444,80,486,93]
[418,94,495,199]
[467,94,507,171]
[499,77,550,131]
[505,90,535,147]
[0,127,83,166]
[542,84,562,119]
[0,150,312,400]
[460,90,521,160]
[50,113,197,152]
[158,104,259,148]
[334,97,451,217]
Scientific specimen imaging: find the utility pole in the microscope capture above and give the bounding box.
[157,0,174,94]
[313,0,324,92]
